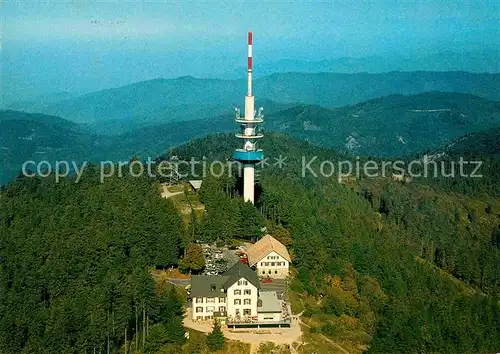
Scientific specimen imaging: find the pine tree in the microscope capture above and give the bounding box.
[206,319,225,352]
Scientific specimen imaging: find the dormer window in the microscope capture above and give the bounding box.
[210,284,216,292]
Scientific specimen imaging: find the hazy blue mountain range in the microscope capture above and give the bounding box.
[263,92,500,157]
[84,99,298,135]
[8,72,500,129]
[0,110,109,184]
[223,50,500,78]
[107,92,500,159]
[6,92,75,113]
[3,48,498,107]
[2,92,500,185]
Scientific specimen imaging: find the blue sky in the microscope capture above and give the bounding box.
[2,1,499,105]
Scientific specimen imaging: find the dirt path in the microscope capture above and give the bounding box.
[299,319,351,354]
[160,183,184,199]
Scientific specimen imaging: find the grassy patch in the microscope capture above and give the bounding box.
[167,184,185,193]
[415,256,479,296]
[287,291,305,314]
[182,328,250,354]
[258,342,292,354]
[167,187,205,224]
[299,324,354,354]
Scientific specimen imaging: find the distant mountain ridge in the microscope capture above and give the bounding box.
[0,110,111,184]
[262,91,500,157]
[435,126,500,158]
[8,71,500,128]
[2,92,500,184]
[224,50,500,78]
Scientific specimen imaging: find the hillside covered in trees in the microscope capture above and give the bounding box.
[166,133,500,352]
[0,170,186,353]
[1,132,499,353]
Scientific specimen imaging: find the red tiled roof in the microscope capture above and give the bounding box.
[246,234,291,266]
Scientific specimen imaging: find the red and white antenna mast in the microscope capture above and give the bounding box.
[247,31,253,96]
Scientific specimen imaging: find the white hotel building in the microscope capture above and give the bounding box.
[190,235,291,324]
[191,262,260,321]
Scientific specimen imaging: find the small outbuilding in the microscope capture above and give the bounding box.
[257,291,282,322]
[189,180,203,192]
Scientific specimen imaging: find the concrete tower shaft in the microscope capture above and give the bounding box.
[232,31,264,204]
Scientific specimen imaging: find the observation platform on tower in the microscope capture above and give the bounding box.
[232,149,264,162]
[235,117,264,124]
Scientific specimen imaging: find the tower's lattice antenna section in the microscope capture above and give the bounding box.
[167,156,180,186]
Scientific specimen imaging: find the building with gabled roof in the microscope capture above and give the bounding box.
[191,261,260,321]
[223,260,260,289]
[246,234,291,279]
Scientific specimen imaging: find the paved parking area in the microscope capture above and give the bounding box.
[202,245,228,275]
[260,278,287,296]
[224,249,240,268]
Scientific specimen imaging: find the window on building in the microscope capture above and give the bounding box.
[243,309,251,315]
[196,307,203,313]
[234,299,241,305]
[244,289,251,295]
[244,299,251,305]
[268,270,271,274]
[207,297,215,303]
[210,284,216,292]
[196,298,203,303]
[207,306,215,312]
[275,270,278,274]
[262,270,265,274]
[237,280,248,286]
[219,297,225,303]
[234,289,241,295]
[219,306,226,312]
[264,316,274,320]
[271,262,275,266]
